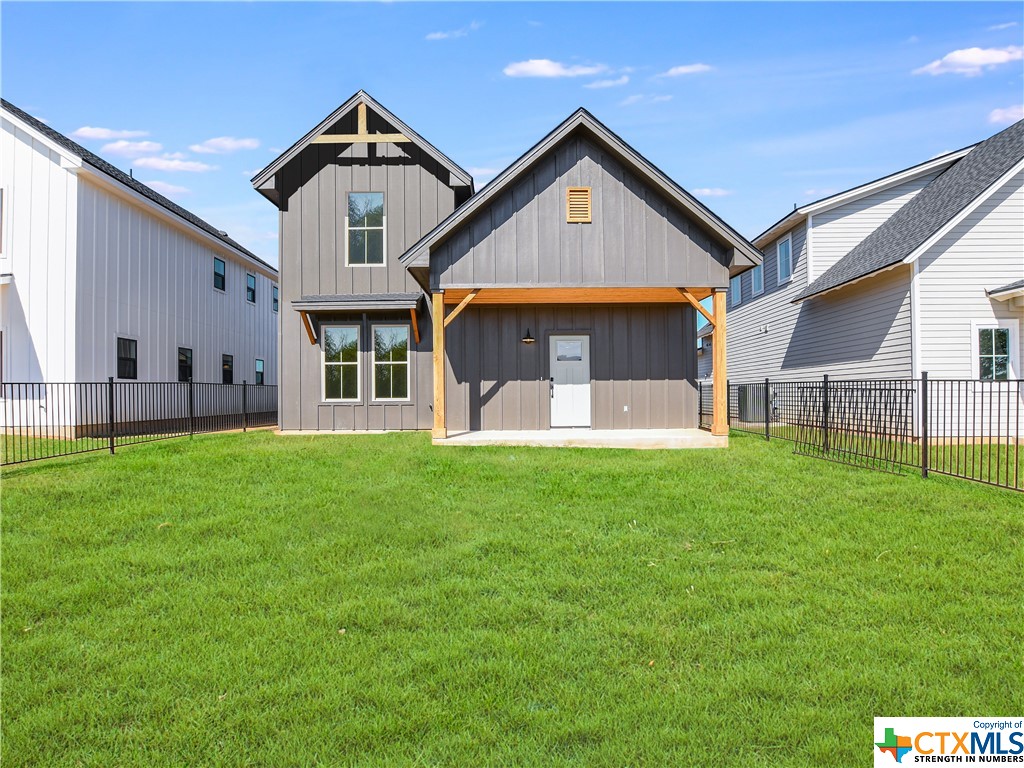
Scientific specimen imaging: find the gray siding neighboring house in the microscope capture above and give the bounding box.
[720,118,1023,385]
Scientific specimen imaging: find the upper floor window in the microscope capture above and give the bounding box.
[246,274,256,303]
[777,235,793,285]
[372,325,410,400]
[213,257,226,291]
[730,276,742,307]
[177,347,193,383]
[978,327,1010,381]
[273,285,279,313]
[751,264,764,296]
[117,337,137,380]
[222,354,234,385]
[347,192,385,266]
[255,358,265,386]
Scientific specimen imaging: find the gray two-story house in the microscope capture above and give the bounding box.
[253,91,761,442]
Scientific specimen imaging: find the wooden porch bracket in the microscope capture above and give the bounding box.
[432,292,446,439]
[711,289,728,437]
[409,307,421,345]
[443,289,480,328]
[311,102,410,144]
[299,311,318,345]
[677,288,716,327]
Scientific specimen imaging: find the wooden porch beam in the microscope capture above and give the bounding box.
[443,289,480,328]
[299,311,317,345]
[409,307,421,345]
[677,288,716,327]
[357,102,367,135]
[432,292,446,439]
[711,289,728,437]
[311,133,410,144]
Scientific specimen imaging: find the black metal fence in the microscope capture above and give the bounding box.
[699,374,1022,492]
[1,379,277,466]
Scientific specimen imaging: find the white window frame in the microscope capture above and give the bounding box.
[371,324,411,402]
[246,273,256,304]
[345,192,387,268]
[750,264,764,296]
[776,234,793,285]
[272,285,279,313]
[322,324,361,402]
[213,257,226,293]
[255,358,265,385]
[730,275,742,307]
[970,319,1019,381]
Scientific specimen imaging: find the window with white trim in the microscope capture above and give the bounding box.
[978,327,1011,381]
[323,325,359,401]
[750,264,764,296]
[346,192,385,266]
[777,235,793,284]
[372,325,409,400]
[213,257,225,291]
[246,274,256,303]
[730,275,742,307]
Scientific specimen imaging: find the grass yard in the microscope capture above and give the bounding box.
[2,431,1021,766]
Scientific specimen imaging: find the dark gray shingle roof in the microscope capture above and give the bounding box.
[795,119,1024,301]
[2,98,276,274]
[291,293,421,311]
[988,279,1024,296]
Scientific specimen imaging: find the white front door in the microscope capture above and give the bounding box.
[550,335,591,428]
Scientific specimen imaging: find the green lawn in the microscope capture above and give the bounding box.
[2,431,1021,766]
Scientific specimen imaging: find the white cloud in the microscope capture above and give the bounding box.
[658,63,714,77]
[803,188,838,198]
[913,45,1023,76]
[989,104,1024,124]
[585,75,629,89]
[988,22,1018,31]
[142,180,190,196]
[101,140,163,157]
[467,166,500,179]
[134,155,217,172]
[71,126,148,140]
[619,94,672,107]
[426,21,482,41]
[189,136,260,154]
[503,59,607,78]
[692,187,731,197]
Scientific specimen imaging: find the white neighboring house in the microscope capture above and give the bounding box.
[715,119,1023,391]
[0,99,278,419]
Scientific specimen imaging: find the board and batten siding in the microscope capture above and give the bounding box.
[277,108,460,430]
[74,178,278,385]
[809,170,942,281]
[433,136,731,290]
[445,304,697,432]
[726,221,913,382]
[0,114,78,383]
[917,168,1024,379]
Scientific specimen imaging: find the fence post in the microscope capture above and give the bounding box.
[242,380,248,433]
[726,379,732,427]
[188,378,195,437]
[107,376,116,454]
[764,377,771,441]
[920,371,929,479]
[822,374,830,453]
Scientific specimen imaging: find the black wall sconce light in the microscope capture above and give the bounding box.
[521,329,535,344]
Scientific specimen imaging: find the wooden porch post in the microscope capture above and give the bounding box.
[712,288,728,436]
[432,292,447,439]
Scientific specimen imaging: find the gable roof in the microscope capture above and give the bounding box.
[1,98,275,274]
[251,90,474,207]
[794,119,1024,302]
[400,108,762,270]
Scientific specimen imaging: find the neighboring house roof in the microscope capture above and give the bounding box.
[1,98,276,274]
[251,90,474,207]
[291,293,421,312]
[794,119,1024,302]
[400,108,762,271]
[988,279,1024,301]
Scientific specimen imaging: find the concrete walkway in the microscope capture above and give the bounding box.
[435,428,727,450]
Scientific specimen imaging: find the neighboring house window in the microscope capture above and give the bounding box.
[777,235,793,284]
[213,257,226,291]
[347,192,385,266]
[373,325,410,400]
[117,338,137,380]
[730,276,742,307]
[978,327,1010,381]
[255,359,265,385]
[222,354,233,385]
[177,347,193,383]
[323,325,359,401]
[246,274,256,303]
[273,285,279,313]
[751,264,764,296]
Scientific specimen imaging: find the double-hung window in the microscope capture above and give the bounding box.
[255,359,265,386]
[373,326,410,400]
[213,257,226,291]
[178,347,193,383]
[323,326,359,401]
[272,285,279,313]
[246,274,256,303]
[347,192,385,265]
[978,327,1011,381]
[222,354,234,385]
[777,235,793,284]
[751,264,764,296]
[730,275,742,307]
[117,338,137,380]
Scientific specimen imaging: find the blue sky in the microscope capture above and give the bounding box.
[4,2,1022,265]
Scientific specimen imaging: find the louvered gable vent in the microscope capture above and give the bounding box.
[566,187,592,223]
